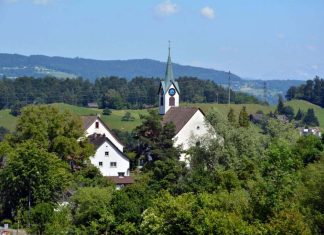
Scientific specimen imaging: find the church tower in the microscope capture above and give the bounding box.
[158,43,180,115]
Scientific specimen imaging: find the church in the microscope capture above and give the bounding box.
[158,46,212,162]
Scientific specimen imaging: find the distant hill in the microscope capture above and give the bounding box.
[0,53,241,84]
[0,53,306,104]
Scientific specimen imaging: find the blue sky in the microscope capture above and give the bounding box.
[0,0,323,80]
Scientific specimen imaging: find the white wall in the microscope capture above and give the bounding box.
[90,140,130,177]
[159,84,179,115]
[85,117,124,152]
[173,110,211,162]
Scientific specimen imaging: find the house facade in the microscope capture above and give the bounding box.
[81,116,131,184]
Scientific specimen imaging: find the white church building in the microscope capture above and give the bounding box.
[159,46,212,162]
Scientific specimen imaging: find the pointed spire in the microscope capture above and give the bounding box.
[165,40,174,83]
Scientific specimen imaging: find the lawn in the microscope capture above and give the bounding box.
[0,100,323,132]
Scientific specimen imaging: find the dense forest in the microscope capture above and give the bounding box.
[286,76,324,107]
[0,105,324,234]
[0,76,261,112]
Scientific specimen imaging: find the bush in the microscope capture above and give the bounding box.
[103,108,112,116]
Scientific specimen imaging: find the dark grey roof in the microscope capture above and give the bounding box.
[88,134,127,160]
[81,116,124,147]
[162,107,203,135]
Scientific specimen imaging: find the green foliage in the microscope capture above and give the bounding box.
[238,106,249,127]
[303,108,320,126]
[102,108,112,116]
[71,187,115,234]
[0,141,71,218]
[295,108,304,121]
[0,126,9,142]
[122,111,135,121]
[30,203,54,235]
[227,108,236,125]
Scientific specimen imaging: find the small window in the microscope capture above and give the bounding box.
[160,97,164,106]
[110,162,117,168]
[105,151,109,156]
[196,126,200,130]
[118,172,125,177]
[99,162,103,167]
[95,121,99,129]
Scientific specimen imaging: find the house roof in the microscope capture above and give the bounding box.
[81,116,97,130]
[107,176,134,185]
[162,107,203,135]
[81,115,124,147]
[88,133,127,159]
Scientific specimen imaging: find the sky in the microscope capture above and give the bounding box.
[0,0,323,80]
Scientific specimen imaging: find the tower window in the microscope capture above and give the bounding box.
[99,162,103,167]
[169,97,175,106]
[160,97,164,106]
[105,151,109,156]
[95,121,99,129]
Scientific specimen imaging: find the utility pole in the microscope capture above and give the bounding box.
[263,81,268,104]
[228,71,231,105]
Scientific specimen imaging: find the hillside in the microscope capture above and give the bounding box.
[0,53,241,84]
[1,100,322,132]
[0,53,306,104]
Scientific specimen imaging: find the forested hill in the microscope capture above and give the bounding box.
[286,76,324,107]
[0,53,241,83]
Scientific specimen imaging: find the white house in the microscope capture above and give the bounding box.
[159,46,213,162]
[81,116,133,186]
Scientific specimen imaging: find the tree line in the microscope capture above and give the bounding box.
[286,76,324,107]
[0,76,261,114]
[1,105,324,234]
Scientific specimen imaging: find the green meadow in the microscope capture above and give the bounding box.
[0,100,323,132]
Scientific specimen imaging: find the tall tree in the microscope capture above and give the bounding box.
[303,108,319,127]
[238,106,249,127]
[227,108,236,125]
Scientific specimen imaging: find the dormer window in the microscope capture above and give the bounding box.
[95,121,99,129]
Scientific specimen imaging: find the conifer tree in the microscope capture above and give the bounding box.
[303,108,319,126]
[227,108,236,125]
[295,108,303,121]
[277,95,285,114]
[239,106,249,127]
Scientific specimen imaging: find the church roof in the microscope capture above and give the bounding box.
[162,107,204,135]
[159,45,180,94]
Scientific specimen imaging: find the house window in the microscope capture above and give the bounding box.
[110,162,117,168]
[105,151,109,156]
[160,97,164,106]
[118,172,125,177]
[95,121,99,129]
[99,162,103,167]
[197,126,200,130]
[169,97,175,106]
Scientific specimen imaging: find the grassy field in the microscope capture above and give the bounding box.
[0,100,323,132]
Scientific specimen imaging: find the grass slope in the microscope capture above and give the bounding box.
[0,100,322,132]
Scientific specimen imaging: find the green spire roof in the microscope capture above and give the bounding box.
[165,43,174,83]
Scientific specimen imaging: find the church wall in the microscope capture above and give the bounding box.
[173,110,210,161]
[85,118,124,152]
[90,140,130,177]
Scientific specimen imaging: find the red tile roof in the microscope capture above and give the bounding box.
[107,176,134,185]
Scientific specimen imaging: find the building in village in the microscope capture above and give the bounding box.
[81,116,133,188]
[158,46,213,162]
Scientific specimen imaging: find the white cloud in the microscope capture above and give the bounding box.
[311,64,319,70]
[155,0,178,16]
[200,6,215,19]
